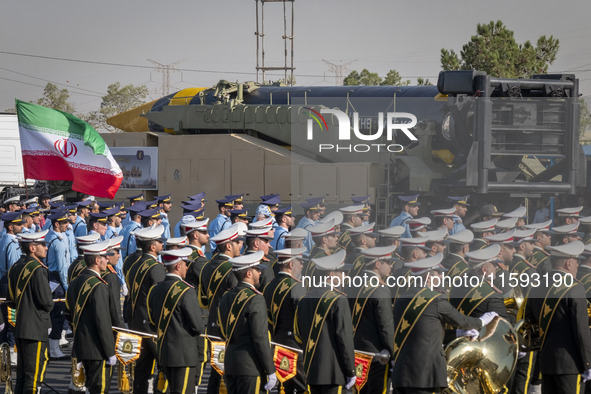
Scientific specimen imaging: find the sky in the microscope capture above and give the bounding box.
[1,0,591,115]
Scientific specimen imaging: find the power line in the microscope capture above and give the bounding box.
[0,66,106,96]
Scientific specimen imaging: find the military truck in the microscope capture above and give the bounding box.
[103,70,584,227]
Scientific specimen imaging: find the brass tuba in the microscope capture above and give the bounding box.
[71,357,86,390]
[503,286,524,321]
[0,343,12,394]
[444,317,519,394]
[118,360,134,394]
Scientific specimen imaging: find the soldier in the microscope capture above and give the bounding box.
[271,206,294,251]
[201,227,243,394]
[125,225,167,394]
[68,233,102,284]
[504,206,528,228]
[377,225,405,248]
[408,217,431,236]
[119,201,148,261]
[45,209,70,360]
[479,204,503,222]
[166,236,188,249]
[389,194,420,238]
[524,220,552,273]
[448,195,469,235]
[20,208,35,234]
[66,239,117,394]
[263,247,306,393]
[244,227,276,290]
[87,212,109,239]
[431,207,457,235]
[208,197,234,251]
[304,219,339,277]
[525,241,591,394]
[580,216,591,245]
[283,228,307,250]
[294,250,356,393]
[8,230,53,394]
[218,251,277,393]
[155,194,173,240]
[441,229,473,277]
[393,253,497,394]
[555,206,582,226]
[179,217,210,386]
[422,228,448,257]
[72,200,92,237]
[0,212,24,292]
[226,194,245,211]
[295,199,322,257]
[147,248,203,394]
[352,245,397,394]
[551,222,583,245]
[121,193,144,228]
[104,206,122,239]
[510,228,538,276]
[578,244,591,299]
[469,218,498,251]
[173,200,205,238]
[65,205,79,263]
[345,222,377,279]
[338,205,365,252]
[103,236,124,327]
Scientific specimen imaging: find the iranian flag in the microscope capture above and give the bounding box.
[16,99,123,199]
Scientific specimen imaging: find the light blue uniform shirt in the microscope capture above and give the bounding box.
[296,217,317,257]
[450,215,466,235]
[73,216,87,237]
[0,233,21,278]
[208,214,231,251]
[271,226,289,251]
[120,221,141,261]
[66,226,78,263]
[389,211,413,239]
[45,229,70,290]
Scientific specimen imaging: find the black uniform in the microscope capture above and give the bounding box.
[66,268,116,394]
[218,282,276,394]
[393,286,482,393]
[8,255,54,394]
[67,255,86,284]
[125,253,166,394]
[263,272,306,393]
[147,275,203,394]
[295,287,356,394]
[350,270,395,394]
[525,269,591,394]
[102,264,122,327]
[200,253,238,394]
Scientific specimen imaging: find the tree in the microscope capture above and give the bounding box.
[440,20,559,78]
[343,68,413,86]
[417,77,433,86]
[36,83,75,113]
[580,98,591,143]
[83,82,149,132]
[381,70,410,86]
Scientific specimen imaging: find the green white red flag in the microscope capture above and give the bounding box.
[16,99,123,199]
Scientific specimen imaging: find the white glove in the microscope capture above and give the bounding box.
[517,352,527,359]
[264,373,277,391]
[456,328,479,340]
[345,376,356,390]
[0,323,5,332]
[107,355,117,366]
[479,312,498,327]
[583,369,591,382]
[121,283,129,297]
[390,360,395,370]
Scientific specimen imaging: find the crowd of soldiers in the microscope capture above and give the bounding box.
[0,190,591,394]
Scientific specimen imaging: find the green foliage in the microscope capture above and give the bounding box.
[82,82,149,132]
[36,83,76,114]
[580,98,591,142]
[440,20,559,78]
[417,77,433,86]
[343,68,412,86]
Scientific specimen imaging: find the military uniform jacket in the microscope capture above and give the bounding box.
[66,268,116,361]
[448,275,510,321]
[577,265,591,301]
[525,270,591,375]
[245,249,275,291]
[147,275,202,367]
[67,255,86,285]
[295,287,356,385]
[218,282,275,377]
[126,253,166,333]
[102,265,122,327]
[7,256,54,341]
[185,245,208,288]
[263,272,304,349]
[470,238,488,251]
[392,287,482,389]
[352,271,395,357]
[200,253,238,335]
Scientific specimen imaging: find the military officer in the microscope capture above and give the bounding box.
[295,199,322,257]
[66,239,117,394]
[352,245,397,394]
[389,194,420,238]
[295,250,356,393]
[67,232,102,284]
[305,219,339,277]
[578,244,591,300]
[119,202,147,260]
[72,200,92,237]
[377,225,405,248]
[551,222,583,245]
[423,228,448,257]
[201,227,243,394]
[120,193,144,228]
[504,206,528,228]
[344,222,377,279]
[555,206,582,226]
[431,207,457,235]
[283,228,307,250]
[441,229,473,277]
[393,253,497,394]
[103,236,124,327]
[448,195,469,235]
[147,248,203,394]
[271,206,294,251]
[524,220,552,273]
[155,194,173,240]
[124,225,167,394]
[244,227,276,290]
[8,230,53,394]
[469,218,498,251]
[218,251,277,393]
[173,201,205,238]
[208,197,234,251]
[338,204,365,251]
[263,247,307,394]
[525,241,591,394]
[479,204,503,222]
